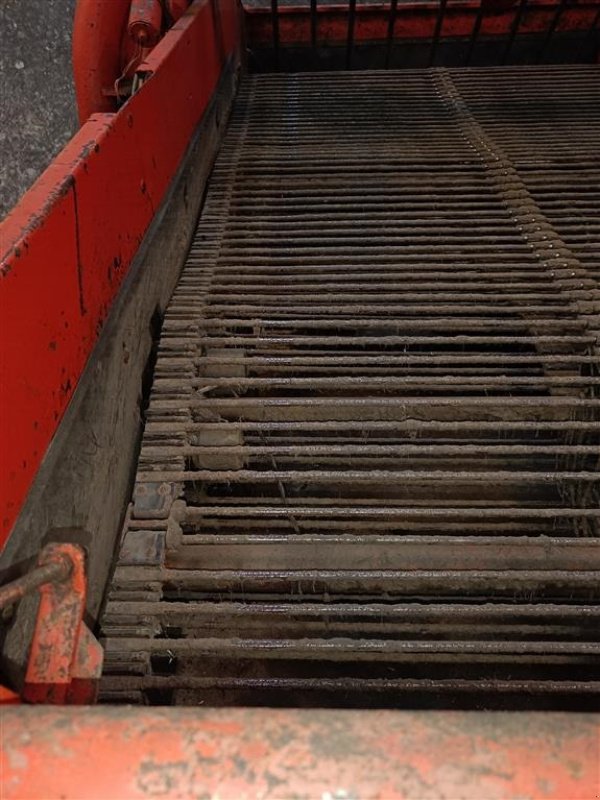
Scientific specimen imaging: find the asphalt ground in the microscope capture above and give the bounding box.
[0,0,77,220]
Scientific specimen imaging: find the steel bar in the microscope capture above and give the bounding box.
[537,0,570,60]
[466,0,486,65]
[385,0,399,67]
[0,557,71,611]
[429,0,449,66]
[346,0,357,69]
[100,675,600,694]
[271,0,279,68]
[502,0,529,64]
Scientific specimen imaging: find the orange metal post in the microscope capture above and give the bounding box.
[72,0,131,123]
[128,0,164,47]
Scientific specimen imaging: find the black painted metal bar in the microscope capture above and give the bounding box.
[346,0,358,69]
[385,0,400,68]
[311,0,318,48]
[502,0,529,64]
[585,4,600,52]
[465,0,486,65]
[429,0,449,66]
[271,0,280,69]
[537,0,569,62]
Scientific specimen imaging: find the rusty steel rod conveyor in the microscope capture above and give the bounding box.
[0,0,599,797]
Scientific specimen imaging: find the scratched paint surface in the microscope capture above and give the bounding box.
[0,0,241,545]
[1,707,599,799]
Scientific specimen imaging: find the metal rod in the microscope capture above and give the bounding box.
[105,636,600,658]
[101,675,600,695]
[385,0,399,68]
[0,558,71,611]
[346,0,357,69]
[182,506,600,519]
[136,468,600,484]
[429,0,448,66]
[585,5,600,51]
[148,420,600,432]
[310,0,318,48]
[537,0,569,62]
[502,0,528,64]
[465,0,486,65]
[271,0,279,69]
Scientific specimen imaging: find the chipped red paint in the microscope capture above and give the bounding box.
[245,0,600,46]
[0,0,241,548]
[1,708,599,799]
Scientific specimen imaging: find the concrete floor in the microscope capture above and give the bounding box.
[0,0,77,220]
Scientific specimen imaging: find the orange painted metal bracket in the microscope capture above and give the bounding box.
[22,543,103,705]
[1,707,599,799]
[0,0,242,549]
[0,543,102,704]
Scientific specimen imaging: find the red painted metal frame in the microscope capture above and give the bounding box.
[2,707,599,799]
[245,1,600,46]
[0,0,241,548]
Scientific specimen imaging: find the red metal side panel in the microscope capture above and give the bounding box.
[0,166,89,539]
[0,0,241,547]
[1,707,599,799]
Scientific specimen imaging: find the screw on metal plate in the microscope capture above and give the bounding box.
[133,482,178,520]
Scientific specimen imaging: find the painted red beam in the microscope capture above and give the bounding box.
[245,1,600,45]
[0,0,241,547]
[2,707,599,799]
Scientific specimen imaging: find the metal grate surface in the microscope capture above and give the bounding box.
[101,66,600,708]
